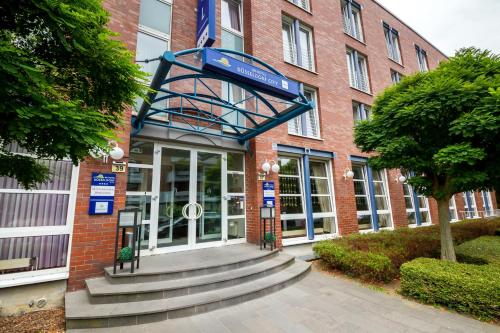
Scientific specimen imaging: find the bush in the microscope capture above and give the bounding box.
[400,258,500,321]
[455,236,500,265]
[313,241,394,282]
[313,218,500,282]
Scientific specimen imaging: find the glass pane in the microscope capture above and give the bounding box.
[372,170,383,181]
[279,176,301,195]
[228,196,245,216]
[378,213,391,228]
[355,196,369,211]
[0,234,69,272]
[312,196,333,213]
[228,174,244,193]
[420,211,431,223]
[221,30,243,52]
[357,214,372,230]
[278,157,299,176]
[129,140,154,164]
[228,218,245,239]
[125,195,151,221]
[139,0,172,35]
[402,184,411,196]
[352,165,364,180]
[221,0,241,32]
[227,153,244,171]
[309,161,327,177]
[373,182,385,195]
[353,180,366,195]
[196,152,222,243]
[158,148,190,248]
[280,196,303,215]
[126,167,153,192]
[0,193,69,228]
[407,211,416,225]
[136,32,169,79]
[375,196,388,210]
[405,196,414,209]
[137,224,150,250]
[0,160,72,191]
[314,217,335,235]
[281,219,306,238]
[418,197,428,209]
[310,178,329,195]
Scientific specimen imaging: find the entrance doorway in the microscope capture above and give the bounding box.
[126,140,246,254]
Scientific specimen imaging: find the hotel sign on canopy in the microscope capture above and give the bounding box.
[201,48,301,100]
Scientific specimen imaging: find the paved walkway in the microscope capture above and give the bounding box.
[76,270,499,333]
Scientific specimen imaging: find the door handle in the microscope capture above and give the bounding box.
[181,203,191,219]
[194,202,203,219]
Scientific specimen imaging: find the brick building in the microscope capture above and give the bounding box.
[0,0,497,303]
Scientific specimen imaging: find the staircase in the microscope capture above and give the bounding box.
[65,245,310,330]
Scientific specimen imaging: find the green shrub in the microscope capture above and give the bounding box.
[455,236,500,265]
[313,218,500,283]
[400,258,500,321]
[313,241,394,282]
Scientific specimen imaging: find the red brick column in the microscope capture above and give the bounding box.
[386,169,407,228]
[455,193,466,220]
[334,157,359,235]
[68,0,140,291]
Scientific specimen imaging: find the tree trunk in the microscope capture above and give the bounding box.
[437,198,456,261]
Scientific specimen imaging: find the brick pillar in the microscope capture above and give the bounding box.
[455,193,466,220]
[333,156,359,235]
[386,169,407,228]
[428,198,439,225]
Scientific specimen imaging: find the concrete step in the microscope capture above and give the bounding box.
[86,254,295,304]
[105,247,279,284]
[66,260,311,329]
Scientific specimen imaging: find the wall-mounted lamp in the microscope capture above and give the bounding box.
[262,160,280,174]
[344,168,355,180]
[395,174,407,183]
[90,141,124,163]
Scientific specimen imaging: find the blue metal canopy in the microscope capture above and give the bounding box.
[132,48,314,145]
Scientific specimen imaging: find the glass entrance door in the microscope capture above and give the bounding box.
[152,146,224,251]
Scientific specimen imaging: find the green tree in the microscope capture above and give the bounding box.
[354,48,500,261]
[0,0,145,188]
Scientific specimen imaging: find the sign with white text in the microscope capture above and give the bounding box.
[89,173,116,215]
[263,181,275,207]
[196,0,215,48]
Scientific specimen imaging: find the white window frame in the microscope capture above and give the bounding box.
[310,159,337,237]
[403,182,417,225]
[282,16,316,72]
[221,0,243,37]
[226,152,246,240]
[353,101,371,122]
[341,0,363,41]
[449,195,458,222]
[391,69,402,84]
[462,191,479,219]
[481,191,494,217]
[346,48,370,93]
[415,45,429,72]
[372,169,393,230]
[0,152,79,288]
[353,164,373,231]
[287,0,311,12]
[384,23,401,64]
[288,87,321,139]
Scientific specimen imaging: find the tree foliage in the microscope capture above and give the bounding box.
[0,0,146,188]
[354,48,500,260]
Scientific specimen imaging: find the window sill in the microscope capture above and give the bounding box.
[284,0,313,15]
[344,32,366,46]
[284,60,318,75]
[288,133,323,141]
[388,57,404,68]
[349,86,372,96]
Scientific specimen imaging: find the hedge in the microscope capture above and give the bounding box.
[455,236,500,265]
[313,218,500,282]
[400,258,500,321]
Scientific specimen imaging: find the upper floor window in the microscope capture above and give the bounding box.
[391,69,403,83]
[341,0,363,41]
[288,0,310,11]
[288,88,320,138]
[346,48,370,93]
[383,23,401,63]
[415,45,429,72]
[222,0,242,34]
[282,16,315,71]
[352,101,371,122]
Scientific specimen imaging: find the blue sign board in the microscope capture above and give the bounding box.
[263,181,275,207]
[196,0,216,48]
[89,173,116,215]
[202,48,301,100]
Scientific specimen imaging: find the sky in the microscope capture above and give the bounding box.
[375,0,500,56]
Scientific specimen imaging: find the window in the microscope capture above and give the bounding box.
[415,45,428,72]
[278,157,306,238]
[481,191,494,217]
[353,165,372,230]
[135,0,173,119]
[346,48,370,92]
[449,196,458,222]
[384,23,401,63]
[391,69,403,83]
[309,161,336,235]
[341,0,363,41]
[0,143,78,282]
[416,193,431,223]
[282,16,315,71]
[126,139,155,248]
[288,0,310,11]
[462,192,478,219]
[352,101,371,122]
[227,153,246,239]
[372,170,391,228]
[288,88,320,138]
[221,0,245,132]
[403,183,417,225]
